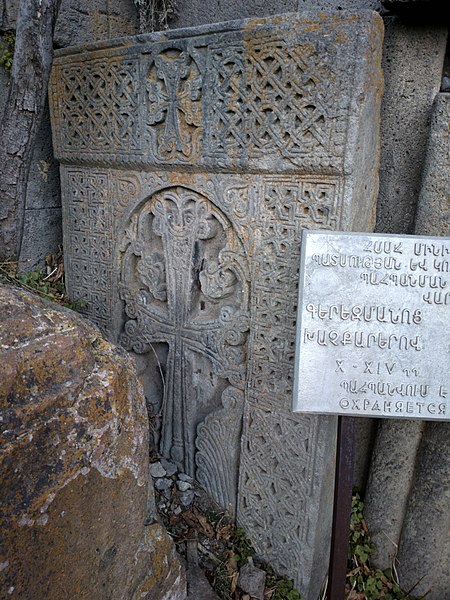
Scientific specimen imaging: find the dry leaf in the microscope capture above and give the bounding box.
[44,249,65,283]
[180,506,214,537]
[346,590,365,600]
[217,523,234,541]
[225,550,238,575]
[230,570,239,593]
[194,509,214,537]
[181,510,198,528]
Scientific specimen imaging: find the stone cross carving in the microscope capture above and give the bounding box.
[50,12,383,599]
[119,186,249,493]
[147,50,202,160]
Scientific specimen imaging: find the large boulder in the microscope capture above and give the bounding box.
[0,284,186,600]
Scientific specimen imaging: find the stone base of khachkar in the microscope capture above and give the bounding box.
[49,11,384,598]
[0,284,187,600]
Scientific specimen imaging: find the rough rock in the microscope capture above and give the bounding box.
[150,460,168,478]
[0,0,139,269]
[169,0,385,30]
[374,17,447,234]
[396,422,450,599]
[0,69,62,271]
[0,0,139,46]
[0,284,186,600]
[186,565,219,600]
[364,420,425,566]
[414,93,450,238]
[237,560,266,600]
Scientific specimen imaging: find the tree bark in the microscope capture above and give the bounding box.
[0,0,61,261]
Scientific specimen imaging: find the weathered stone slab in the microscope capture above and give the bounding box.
[396,421,450,599]
[393,92,450,600]
[365,425,449,598]
[294,231,450,420]
[364,419,425,566]
[415,93,450,238]
[50,12,382,192]
[374,18,446,234]
[49,12,383,598]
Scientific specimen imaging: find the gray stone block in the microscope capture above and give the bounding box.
[391,91,450,600]
[54,0,139,48]
[414,93,450,238]
[18,207,62,272]
[0,0,138,45]
[238,560,266,600]
[169,0,298,29]
[169,0,385,30]
[396,422,450,599]
[374,17,447,234]
[49,11,383,599]
[364,419,425,567]
[366,90,450,588]
[187,565,219,600]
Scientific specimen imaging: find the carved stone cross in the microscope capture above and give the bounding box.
[50,11,383,597]
[119,186,249,476]
[147,50,202,160]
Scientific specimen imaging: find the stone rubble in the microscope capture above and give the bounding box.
[237,559,267,600]
[149,458,221,599]
[148,456,304,600]
[149,459,206,514]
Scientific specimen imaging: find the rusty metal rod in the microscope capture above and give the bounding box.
[327,415,356,600]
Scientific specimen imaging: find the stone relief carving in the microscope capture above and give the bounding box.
[118,185,249,508]
[146,49,203,162]
[53,58,141,156]
[53,12,383,597]
[196,386,245,515]
[238,175,341,577]
[238,403,319,581]
[62,168,343,561]
[251,178,340,371]
[204,37,337,166]
[51,24,346,172]
[61,163,344,586]
[63,169,113,332]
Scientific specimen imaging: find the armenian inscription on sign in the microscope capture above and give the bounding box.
[293,231,450,420]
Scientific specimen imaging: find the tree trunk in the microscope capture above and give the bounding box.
[0,0,61,261]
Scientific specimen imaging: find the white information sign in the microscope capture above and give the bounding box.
[293,231,450,420]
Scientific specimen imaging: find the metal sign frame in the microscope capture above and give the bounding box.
[292,230,450,600]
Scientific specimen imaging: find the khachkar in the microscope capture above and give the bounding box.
[49,12,383,598]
